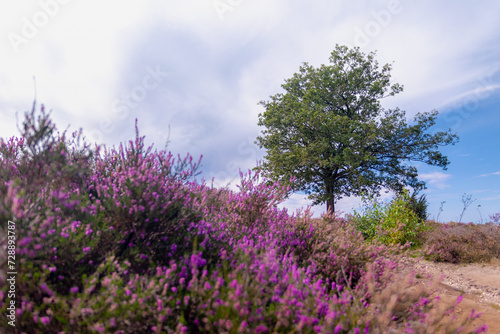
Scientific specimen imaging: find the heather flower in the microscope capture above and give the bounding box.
[70,287,79,294]
[39,283,53,297]
[18,237,32,246]
[156,298,163,311]
[475,324,488,333]
[101,277,112,288]
[255,324,268,333]
[40,316,50,325]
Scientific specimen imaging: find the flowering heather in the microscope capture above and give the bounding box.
[422,221,500,263]
[0,105,487,333]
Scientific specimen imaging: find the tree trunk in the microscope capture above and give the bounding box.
[326,197,335,214]
[325,181,335,214]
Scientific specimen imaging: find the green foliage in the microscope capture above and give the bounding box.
[407,189,428,221]
[352,190,428,246]
[256,44,458,213]
[351,196,385,241]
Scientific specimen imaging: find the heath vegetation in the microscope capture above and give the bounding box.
[0,105,495,333]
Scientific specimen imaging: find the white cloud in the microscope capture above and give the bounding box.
[478,171,500,178]
[419,172,451,189]
[482,195,500,201]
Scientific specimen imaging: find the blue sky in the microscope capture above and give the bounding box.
[1,0,499,223]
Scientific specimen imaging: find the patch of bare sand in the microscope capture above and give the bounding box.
[410,257,500,333]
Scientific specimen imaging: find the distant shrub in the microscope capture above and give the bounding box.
[407,190,428,221]
[490,212,500,225]
[351,196,384,241]
[423,222,500,263]
[352,190,428,247]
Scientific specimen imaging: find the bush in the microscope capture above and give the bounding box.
[490,212,500,225]
[407,190,428,221]
[423,221,500,263]
[351,196,384,241]
[352,190,428,247]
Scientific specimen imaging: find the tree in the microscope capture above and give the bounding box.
[256,45,458,213]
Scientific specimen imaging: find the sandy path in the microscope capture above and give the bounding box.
[411,257,500,333]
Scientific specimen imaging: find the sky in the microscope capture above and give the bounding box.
[1,0,499,223]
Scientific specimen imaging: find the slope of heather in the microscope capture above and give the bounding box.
[0,107,490,333]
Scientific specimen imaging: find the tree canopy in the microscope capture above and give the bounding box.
[256,45,458,213]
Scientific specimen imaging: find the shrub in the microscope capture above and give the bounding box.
[351,196,385,241]
[352,190,428,247]
[407,190,428,221]
[304,214,399,288]
[423,222,500,263]
[377,190,428,246]
[490,212,500,225]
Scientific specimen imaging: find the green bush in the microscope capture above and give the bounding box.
[407,190,428,221]
[352,190,428,246]
[351,197,384,241]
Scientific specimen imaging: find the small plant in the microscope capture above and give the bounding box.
[436,201,445,222]
[377,190,428,246]
[351,195,385,240]
[490,212,500,225]
[458,193,476,223]
[477,205,483,224]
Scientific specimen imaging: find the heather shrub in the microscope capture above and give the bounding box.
[305,214,398,288]
[490,212,500,225]
[423,222,500,263]
[86,128,207,274]
[0,106,486,333]
[0,106,216,321]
